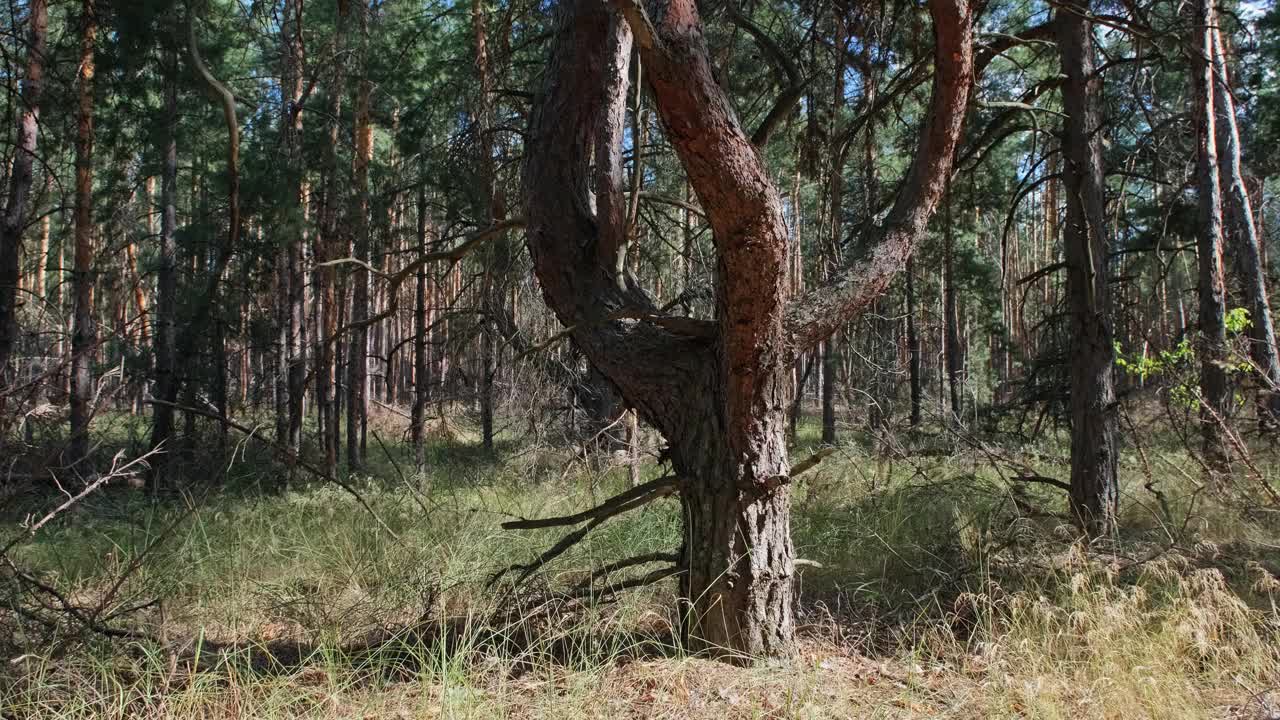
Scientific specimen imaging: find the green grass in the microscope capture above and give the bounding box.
[2,412,1278,718]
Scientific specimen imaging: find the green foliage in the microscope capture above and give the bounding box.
[1225,307,1252,334]
[1114,337,1194,383]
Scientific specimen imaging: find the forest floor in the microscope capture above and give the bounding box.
[2,412,1279,719]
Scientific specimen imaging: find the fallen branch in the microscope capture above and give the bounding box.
[490,516,606,588]
[1,449,154,558]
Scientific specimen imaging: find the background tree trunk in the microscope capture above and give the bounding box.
[1209,26,1280,427]
[150,41,179,484]
[1194,0,1231,472]
[68,0,97,466]
[943,182,963,421]
[0,0,48,399]
[346,1,372,471]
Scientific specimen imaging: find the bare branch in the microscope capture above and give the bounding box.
[501,474,682,530]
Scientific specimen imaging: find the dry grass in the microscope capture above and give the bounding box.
[2,419,1279,719]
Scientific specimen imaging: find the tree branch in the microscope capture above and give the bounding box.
[786,0,976,352]
[501,474,682,530]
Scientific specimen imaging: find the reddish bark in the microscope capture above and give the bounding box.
[523,0,973,659]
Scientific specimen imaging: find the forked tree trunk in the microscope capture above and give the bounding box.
[1058,0,1118,534]
[522,0,972,659]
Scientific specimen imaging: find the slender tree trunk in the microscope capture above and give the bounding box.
[906,257,922,426]
[68,0,97,466]
[0,0,47,397]
[36,210,49,303]
[943,182,963,421]
[1193,0,1231,471]
[820,26,848,446]
[317,1,347,474]
[186,11,243,459]
[282,0,306,454]
[474,0,506,453]
[151,42,179,484]
[1208,27,1280,427]
[1059,0,1119,534]
[412,179,429,470]
[346,2,372,470]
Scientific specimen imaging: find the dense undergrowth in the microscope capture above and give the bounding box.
[1,412,1278,718]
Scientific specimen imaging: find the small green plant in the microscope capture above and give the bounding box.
[1225,306,1252,334]
[1114,337,1194,383]
[1114,308,1258,410]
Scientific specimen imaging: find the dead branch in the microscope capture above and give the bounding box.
[500,474,682,530]
[573,551,681,592]
[1010,474,1072,493]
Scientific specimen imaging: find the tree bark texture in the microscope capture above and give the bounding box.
[0,0,48,395]
[69,0,97,465]
[523,0,972,659]
[1207,25,1280,427]
[1057,0,1119,534]
[1193,0,1231,471]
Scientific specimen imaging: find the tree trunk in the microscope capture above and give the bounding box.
[906,257,922,426]
[317,0,347,474]
[943,182,963,421]
[346,2,372,471]
[412,178,429,470]
[69,0,97,466]
[151,41,179,484]
[523,0,971,660]
[1058,0,1119,534]
[283,0,306,455]
[1193,0,1231,471]
[821,28,848,445]
[0,0,47,395]
[676,384,794,657]
[1208,26,1280,427]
